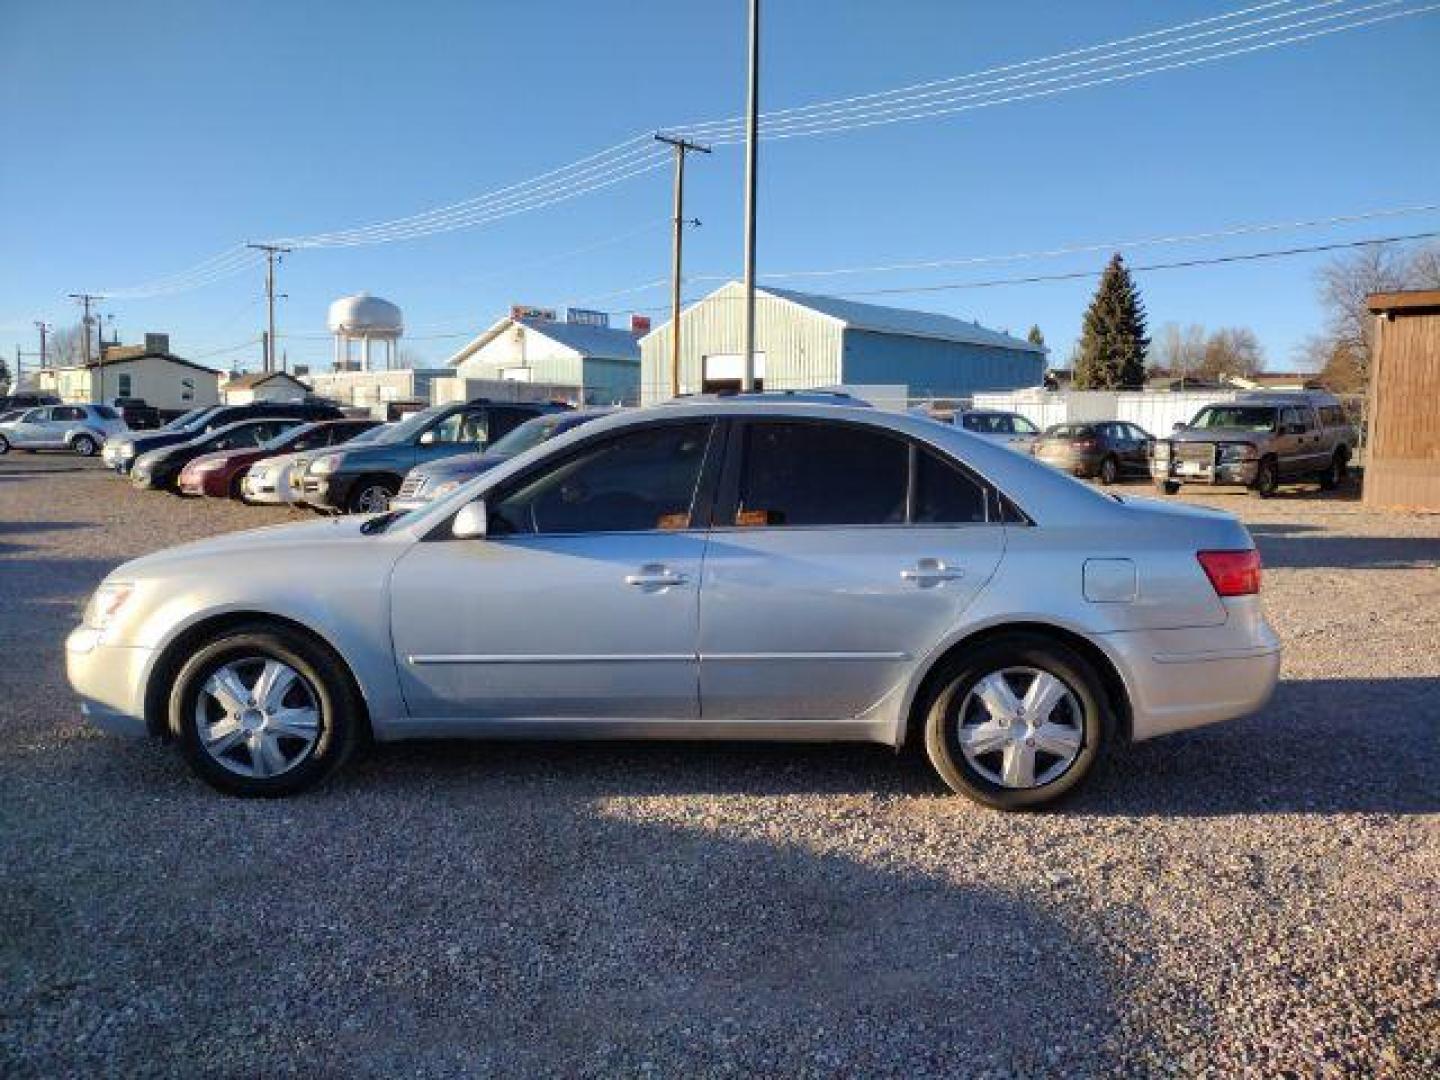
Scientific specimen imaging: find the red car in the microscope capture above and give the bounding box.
[178,418,381,499]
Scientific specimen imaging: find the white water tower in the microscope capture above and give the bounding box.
[327,293,403,371]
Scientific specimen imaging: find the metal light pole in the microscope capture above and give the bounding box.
[741,0,761,391]
[654,133,710,399]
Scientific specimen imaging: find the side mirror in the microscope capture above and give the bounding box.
[452,500,488,540]
[1172,421,1186,432]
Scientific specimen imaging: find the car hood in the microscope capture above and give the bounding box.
[184,448,250,471]
[413,450,509,483]
[123,431,193,454]
[116,516,394,578]
[1169,427,1267,445]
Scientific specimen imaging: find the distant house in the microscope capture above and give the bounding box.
[221,370,313,405]
[445,311,643,405]
[639,281,1045,404]
[35,333,220,411]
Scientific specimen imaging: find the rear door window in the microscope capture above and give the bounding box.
[914,449,989,524]
[734,421,907,527]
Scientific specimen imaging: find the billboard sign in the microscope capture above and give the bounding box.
[630,315,652,334]
[565,307,610,328]
[510,304,557,322]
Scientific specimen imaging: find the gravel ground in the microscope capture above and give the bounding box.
[1,456,1437,1077]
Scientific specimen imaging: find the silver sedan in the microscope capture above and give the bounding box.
[67,400,1280,808]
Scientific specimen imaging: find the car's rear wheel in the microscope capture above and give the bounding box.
[1098,455,1120,485]
[1158,480,1181,495]
[1317,451,1347,491]
[1252,457,1279,498]
[170,624,361,797]
[0,434,9,454]
[347,477,397,514]
[71,434,98,457]
[922,634,1110,810]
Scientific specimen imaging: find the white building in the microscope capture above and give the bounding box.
[36,334,220,412]
[445,309,642,405]
[221,371,314,405]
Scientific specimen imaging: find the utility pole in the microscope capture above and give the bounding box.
[34,320,50,369]
[247,243,291,372]
[68,292,104,367]
[741,0,761,391]
[654,133,710,399]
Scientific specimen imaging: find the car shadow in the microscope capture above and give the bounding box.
[1248,524,1440,570]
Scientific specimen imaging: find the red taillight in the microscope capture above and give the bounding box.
[1197,549,1262,597]
[1075,438,1097,449]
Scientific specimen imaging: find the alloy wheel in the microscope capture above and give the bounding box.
[354,484,391,514]
[194,657,322,779]
[72,435,97,456]
[956,666,1085,789]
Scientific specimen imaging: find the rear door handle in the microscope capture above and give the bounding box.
[901,558,964,586]
[625,564,689,590]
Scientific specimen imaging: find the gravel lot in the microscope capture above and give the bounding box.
[2,455,1437,1077]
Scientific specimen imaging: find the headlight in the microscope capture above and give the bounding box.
[118,443,137,459]
[83,581,134,630]
[249,464,269,480]
[429,480,461,500]
[310,453,343,475]
[193,459,225,473]
[1219,444,1256,463]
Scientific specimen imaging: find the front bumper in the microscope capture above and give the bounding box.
[300,473,355,512]
[66,626,154,738]
[1104,599,1281,740]
[241,471,285,504]
[1151,456,1259,486]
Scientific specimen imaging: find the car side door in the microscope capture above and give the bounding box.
[388,418,721,722]
[697,418,1005,725]
[8,408,50,447]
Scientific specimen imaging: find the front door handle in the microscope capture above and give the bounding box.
[625,564,689,590]
[901,558,964,586]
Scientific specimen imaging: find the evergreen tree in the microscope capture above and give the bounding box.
[1074,254,1150,389]
[1026,324,1045,347]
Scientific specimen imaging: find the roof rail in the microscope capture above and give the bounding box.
[661,390,872,407]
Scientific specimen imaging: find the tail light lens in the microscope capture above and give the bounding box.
[1074,438,1097,449]
[1197,549,1262,596]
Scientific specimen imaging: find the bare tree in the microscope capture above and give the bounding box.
[46,323,90,367]
[1197,326,1264,380]
[1149,322,1207,381]
[1310,240,1440,388]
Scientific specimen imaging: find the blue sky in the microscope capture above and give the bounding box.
[3,0,1437,376]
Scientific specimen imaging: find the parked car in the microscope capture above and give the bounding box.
[1152,390,1356,497]
[392,409,613,511]
[298,398,570,514]
[954,409,1042,452]
[1032,421,1155,484]
[0,403,127,456]
[105,397,163,431]
[0,392,61,412]
[103,400,343,475]
[131,418,305,492]
[69,399,1280,806]
[179,418,383,499]
[239,421,388,505]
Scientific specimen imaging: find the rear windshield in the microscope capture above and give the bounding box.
[93,406,120,420]
[1045,424,1095,437]
[1189,406,1277,432]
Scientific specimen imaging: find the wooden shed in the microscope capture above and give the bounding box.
[1364,290,1440,511]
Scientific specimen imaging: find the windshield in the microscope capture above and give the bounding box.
[1189,406,1277,432]
[485,414,571,457]
[171,407,215,431]
[378,406,446,444]
[343,423,387,445]
[261,422,316,450]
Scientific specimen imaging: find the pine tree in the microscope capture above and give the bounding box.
[1074,254,1150,389]
[1026,324,1045,347]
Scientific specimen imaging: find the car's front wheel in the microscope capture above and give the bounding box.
[1098,455,1119,485]
[0,434,9,454]
[347,477,397,515]
[922,634,1110,810]
[170,624,362,796]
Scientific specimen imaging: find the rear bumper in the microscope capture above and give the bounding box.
[1035,450,1103,477]
[66,627,154,738]
[1104,601,1281,740]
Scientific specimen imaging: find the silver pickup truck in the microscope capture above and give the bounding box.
[1151,390,1356,498]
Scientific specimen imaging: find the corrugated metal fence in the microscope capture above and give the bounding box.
[970,389,1240,435]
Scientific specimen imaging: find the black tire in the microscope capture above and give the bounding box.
[70,434,98,457]
[1317,452,1347,491]
[1158,480,1181,496]
[346,476,398,515]
[0,434,9,454]
[1252,457,1279,498]
[1098,455,1120,486]
[230,472,248,501]
[921,634,1112,811]
[169,624,361,797]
